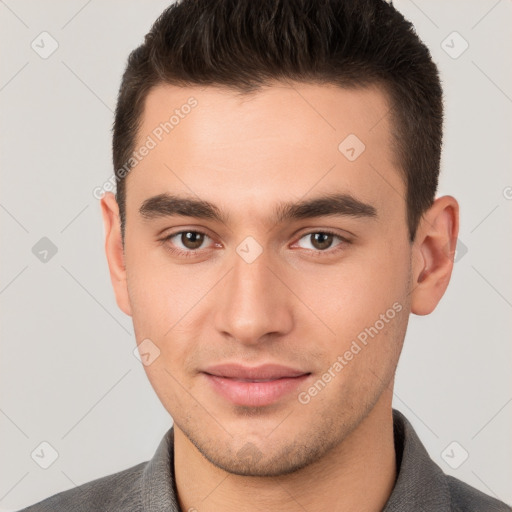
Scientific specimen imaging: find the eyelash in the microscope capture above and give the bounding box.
[158,229,351,259]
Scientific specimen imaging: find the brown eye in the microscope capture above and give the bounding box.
[160,229,217,259]
[295,231,348,254]
[161,230,212,253]
[179,231,206,250]
[309,232,334,250]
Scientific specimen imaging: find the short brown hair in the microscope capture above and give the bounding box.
[112,0,443,243]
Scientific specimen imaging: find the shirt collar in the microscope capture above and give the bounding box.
[382,408,451,511]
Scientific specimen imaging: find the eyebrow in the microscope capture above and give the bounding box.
[139,192,377,225]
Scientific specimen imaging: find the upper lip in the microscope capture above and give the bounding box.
[203,363,310,380]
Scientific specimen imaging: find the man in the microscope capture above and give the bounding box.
[18,0,511,511]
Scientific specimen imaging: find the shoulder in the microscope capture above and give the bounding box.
[446,474,512,512]
[16,461,147,512]
[389,409,511,512]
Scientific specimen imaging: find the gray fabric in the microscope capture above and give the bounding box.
[17,409,511,511]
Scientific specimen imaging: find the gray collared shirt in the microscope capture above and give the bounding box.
[18,409,511,511]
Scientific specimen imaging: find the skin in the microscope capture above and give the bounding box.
[101,82,459,512]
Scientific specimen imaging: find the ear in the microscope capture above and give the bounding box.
[410,195,459,316]
[100,192,132,316]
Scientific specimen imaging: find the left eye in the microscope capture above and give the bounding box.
[166,231,212,251]
[296,231,345,251]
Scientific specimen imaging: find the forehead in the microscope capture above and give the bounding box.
[139,81,393,149]
[126,81,404,229]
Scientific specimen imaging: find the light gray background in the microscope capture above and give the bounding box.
[1,1,511,510]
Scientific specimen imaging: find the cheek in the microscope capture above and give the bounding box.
[125,254,219,399]
[293,238,409,333]
[315,295,408,401]
[290,243,411,398]
[125,245,210,336]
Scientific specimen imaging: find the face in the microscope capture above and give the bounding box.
[106,82,417,476]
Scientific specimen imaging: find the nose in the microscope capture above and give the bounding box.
[213,243,294,346]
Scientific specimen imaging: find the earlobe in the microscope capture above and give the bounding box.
[100,192,132,316]
[410,196,459,316]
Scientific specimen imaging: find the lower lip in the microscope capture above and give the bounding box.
[203,373,311,407]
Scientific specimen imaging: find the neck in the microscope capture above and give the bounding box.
[174,394,397,512]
